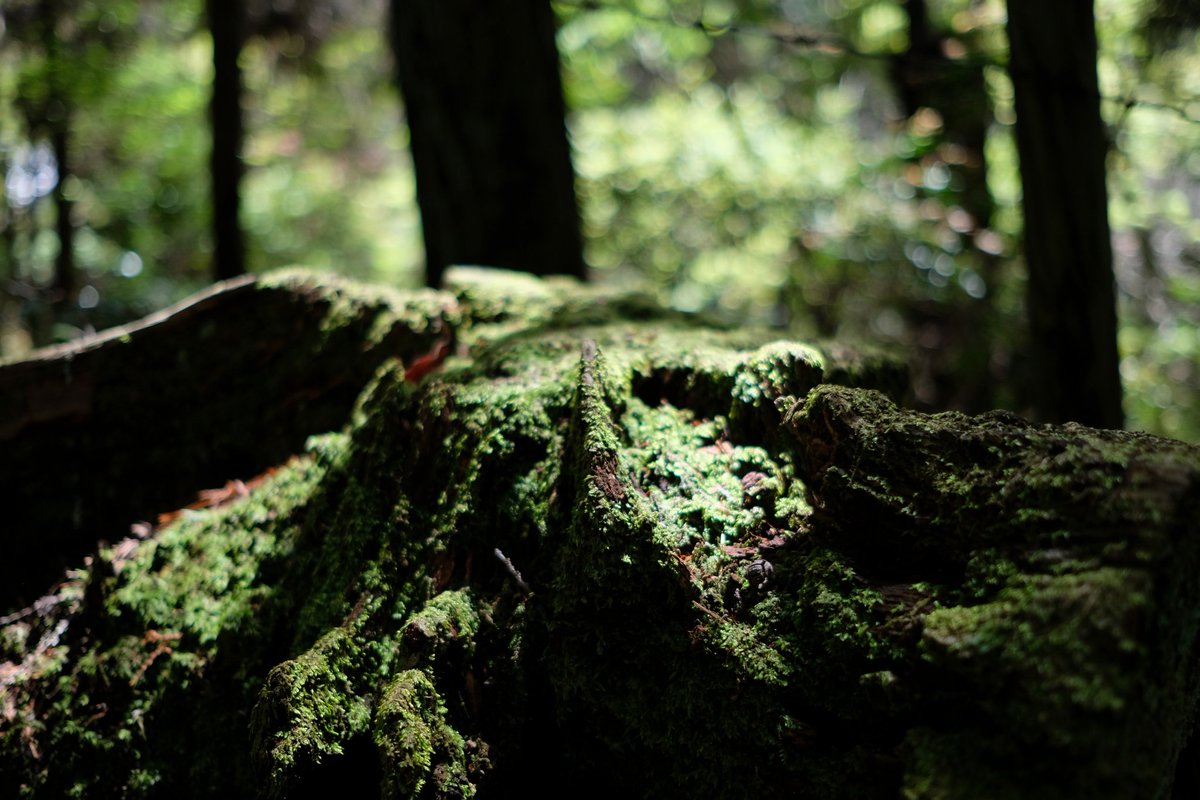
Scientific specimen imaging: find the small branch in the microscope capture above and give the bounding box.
[494,548,531,593]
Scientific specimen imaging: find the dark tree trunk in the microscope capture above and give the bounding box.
[894,0,994,231]
[207,0,247,281]
[0,153,17,343]
[389,0,585,287]
[40,0,75,302]
[1007,0,1123,428]
[892,0,1000,415]
[50,124,75,301]
[0,153,13,285]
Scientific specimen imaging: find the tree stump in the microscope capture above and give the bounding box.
[1,269,1196,799]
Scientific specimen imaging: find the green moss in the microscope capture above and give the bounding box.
[252,625,377,796]
[731,339,825,429]
[261,267,461,347]
[373,669,483,800]
[374,670,441,797]
[0,441,343,798]
[922,567,1150,723]
[399,589,480,669]
[702,619,792,685]
[790,384,1200,797]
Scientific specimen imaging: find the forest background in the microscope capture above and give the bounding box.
[1,0,1198,441]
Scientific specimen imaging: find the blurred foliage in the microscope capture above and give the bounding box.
[0,0,418,351]
[1,0,1198,441]
[556,0,1200,440]
[561,0,1024,417]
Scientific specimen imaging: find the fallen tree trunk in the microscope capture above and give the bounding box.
[0,270,457,606]
[1,270,1196,799]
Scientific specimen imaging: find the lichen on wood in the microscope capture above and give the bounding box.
[1,269,1198,799]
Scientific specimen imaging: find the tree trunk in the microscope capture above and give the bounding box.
[1007,0,1123,428]
[893,0,1001,415]
[894,0,994,232]
[49,124,76,302]
[0,150,19,350]
[1,271,1196,798]
[207,0,247,280]
[41,0,76,303]
[389,0,585,287]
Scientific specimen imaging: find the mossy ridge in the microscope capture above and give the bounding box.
[789,385,1196,578]
[532,337,909,798]
[789,384,1200,797]
[373,668,486,800]
[260,267,462,348]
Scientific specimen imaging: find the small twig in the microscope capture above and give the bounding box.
[0,592,64,626]
[0,607,35,627]
[129,630,182,686]
[494,548,531,593]
[692,600,725,623]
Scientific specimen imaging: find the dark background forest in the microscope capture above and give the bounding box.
[2,0,1198,440]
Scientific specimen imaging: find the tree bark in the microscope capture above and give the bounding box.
[1,271,1196,798]
[1007,0,1123,428]
[207,0,247,280]
[389,0,585,287]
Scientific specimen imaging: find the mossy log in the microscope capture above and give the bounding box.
[0,271,456,606]
[1,269,1197,799]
